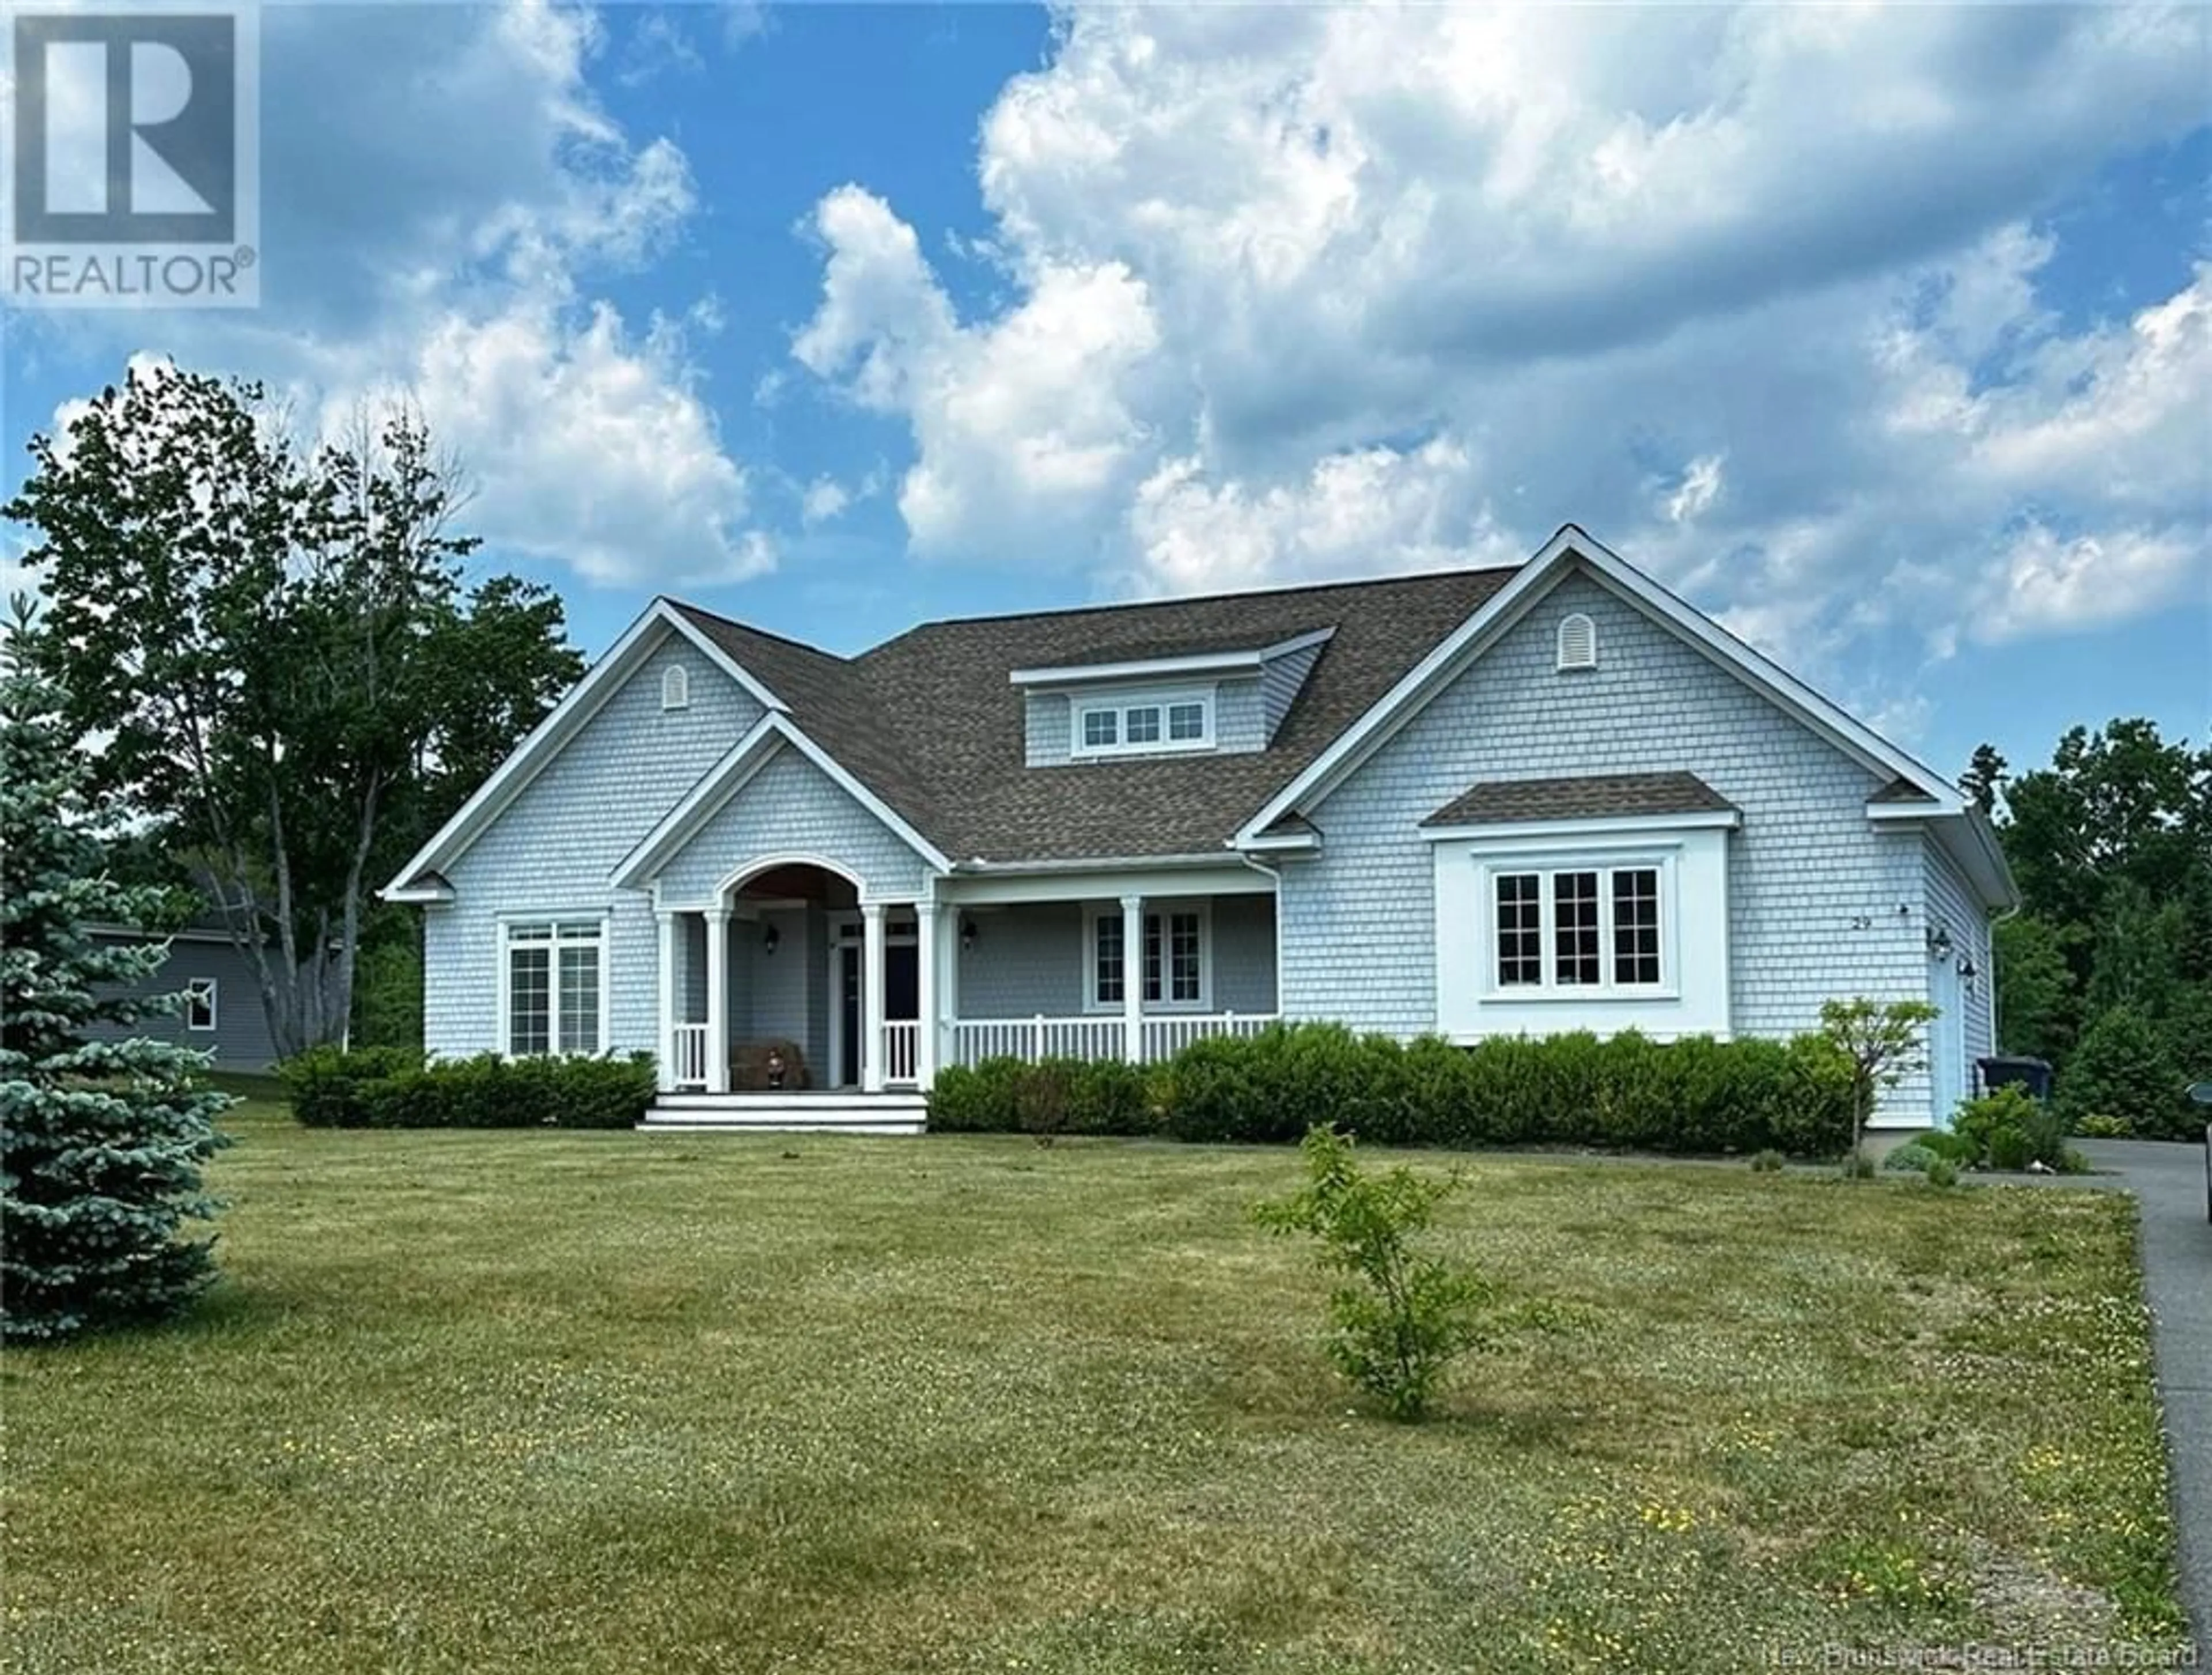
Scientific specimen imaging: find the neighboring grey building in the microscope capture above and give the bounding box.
[84,922,281,1072]
[384,528,2015,1132]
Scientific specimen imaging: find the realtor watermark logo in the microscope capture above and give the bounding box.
[4,2,260,308]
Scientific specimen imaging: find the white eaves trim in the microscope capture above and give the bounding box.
[1009,627,1335,689]
[1420,807,1742,844]
[379,600,790,902]
[1234,526,1960,848]
[610,711,954,892]
[1868,800,2018,911]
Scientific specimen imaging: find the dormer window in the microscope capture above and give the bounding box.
[1556,613,1597,671]
[662,664,690,710]
[1072,690,1215,758]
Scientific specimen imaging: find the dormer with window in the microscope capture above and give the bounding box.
[1012,627,1333,766]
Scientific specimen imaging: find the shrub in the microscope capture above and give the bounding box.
[1918,1131,1982,1165]
[1883,1141,1938,1174]
[1819,998,1937,1167]
[280,1044,423,1128]
[279,1048,652,1130]
[1749,1149,1785,1173]
[1951,1086,2068,1172]
[1251,1125,1503,1422]
[2059,1007,2187,1139]
[1840,1151,1877,1180]
[2074,1113,2134,1139]
[1925,1157,1961,1190]
[929,1022,1859,1157]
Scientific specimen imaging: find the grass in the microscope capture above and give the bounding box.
[1,1092,2188,1674]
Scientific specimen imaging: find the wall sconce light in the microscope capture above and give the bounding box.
[960,916,978,953]
[1957,957,1978,983]
[1926,925,1953,959]
[762,923,780,956]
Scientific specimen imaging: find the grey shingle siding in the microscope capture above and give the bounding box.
[1262,639,1325,741]
[953,896,1277,1018]
[425,632,764,1059]
[654,747,933,907]
[1024,692,1073,768]
[1276,571,1936,1119]
[84,934,281,1070]
[1925,837,1996,1081]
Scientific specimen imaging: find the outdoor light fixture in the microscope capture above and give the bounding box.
[960,916,978,952]
[1926,925,1953,959]
[1957,957,1978,982]
[763,923,780,956]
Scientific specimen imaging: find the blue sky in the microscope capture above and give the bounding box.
[3,2,2207,786]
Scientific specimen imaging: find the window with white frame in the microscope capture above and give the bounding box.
[184,977,217,1032]
[506,919,604,1055]
[1071,690,1215,758]
[1089,906,1209,1007]
[1488,864,1666,993]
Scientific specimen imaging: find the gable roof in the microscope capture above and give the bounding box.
[702,567,1513,865]
[1422,772,1737,829]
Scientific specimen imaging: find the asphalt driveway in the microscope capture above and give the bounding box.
[2081,1137,2211,1651]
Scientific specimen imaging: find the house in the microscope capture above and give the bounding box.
[84,915,282,1071]
[383,527,2015,1134]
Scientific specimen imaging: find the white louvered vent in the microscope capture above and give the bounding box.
[662,664,690,711]
[1556,612,1598,671]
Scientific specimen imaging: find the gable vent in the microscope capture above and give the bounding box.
[1556,613,1598,671]
[662,664,690,711]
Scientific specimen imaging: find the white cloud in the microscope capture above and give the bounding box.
[800,477,850,526]
[791,1,2210,677]
[1971,524,2204,645]
[38,0,764,590]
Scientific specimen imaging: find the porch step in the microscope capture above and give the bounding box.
[639,1091,928,1136]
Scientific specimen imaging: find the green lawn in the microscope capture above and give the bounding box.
[2,1095,2187,1674]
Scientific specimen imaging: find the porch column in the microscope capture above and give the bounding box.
[656,908,677,1092]
[704,905,731,1094]
[915,901,940,1090]
[860,901,887,1093]
[1120,893,1144,1063]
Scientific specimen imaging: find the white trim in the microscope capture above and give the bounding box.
[382,600,790,900]
[184,976,218,1032]
[1866,802,2018,912]
[661,663,690,711]
[611,711,953,891]
[861,902,887,1093]
[1085,899,1213,1013]
[1234,526,1960,848]
[1070,685,1218,759]
[1421,807,1741,844]
[714,851,868,905]
[381,882,455,905]
[1009,627,1334,689]
[1433,827,1732,1043]
[1239,829,1320,854]
[611,715,783,888]
[496,911,612,1059]
[940,864,1271,907]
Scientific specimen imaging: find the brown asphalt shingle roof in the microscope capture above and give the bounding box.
[669,566,1518,863]
[1420,771,1737,828]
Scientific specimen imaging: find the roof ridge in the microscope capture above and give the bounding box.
[862,562,1525,641]
[662,597,851,664]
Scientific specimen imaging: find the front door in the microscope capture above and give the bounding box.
[838,943,862,1088]
[885,943,918,1025]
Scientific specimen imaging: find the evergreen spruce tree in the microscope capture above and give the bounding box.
[2,604,232,1341]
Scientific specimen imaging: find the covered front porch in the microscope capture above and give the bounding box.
[653,861,1279,1098]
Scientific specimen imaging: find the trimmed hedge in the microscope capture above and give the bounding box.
[279,1048,656,1130]
[927,1023,1857,1157]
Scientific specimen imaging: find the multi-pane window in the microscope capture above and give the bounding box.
[1092,909,1206,1006]
[1495,874,1543,986]
[1095,914,1125,1004]
[184,977,217,1031]
[1073,693,1213,756]
[1491,867,1664,991]
[1612,869,1661,986]
[507,919,603,1056]
[1552,871,1601,986]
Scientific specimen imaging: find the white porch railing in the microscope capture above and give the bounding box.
[1140,1011,1276,1062]
[946,1013,1277,1069]
[670,1023,710,1090]
[882,1020,920,1086]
